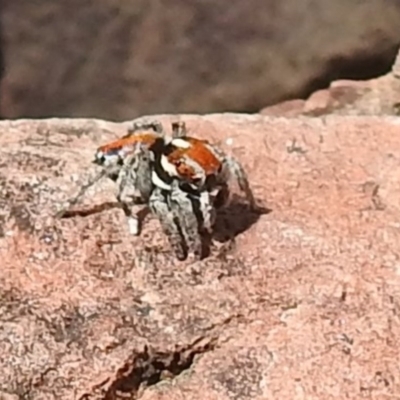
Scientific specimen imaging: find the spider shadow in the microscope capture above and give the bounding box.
[201,195,271,258]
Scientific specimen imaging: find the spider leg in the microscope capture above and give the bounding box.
[116,144,154,236]
[168,180,204,260]
[211,182,230,210]
[116,145,153,202]
[197,189,216,234]
[203,142,256,210]
[223,155,257,210]
[55,166,110,218]
[171,121,188,138]
[117,168,148,236]
[149,187,187,261]
[128,119,164,136]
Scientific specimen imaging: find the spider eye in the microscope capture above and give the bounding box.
[93,148,121,166]
[93,151,106,165]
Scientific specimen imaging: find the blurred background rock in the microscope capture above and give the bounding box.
[0,0,399,120]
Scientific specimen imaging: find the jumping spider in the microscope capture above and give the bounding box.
[57,119,257,261]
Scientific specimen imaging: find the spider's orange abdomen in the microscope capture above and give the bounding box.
[169,137,221,177]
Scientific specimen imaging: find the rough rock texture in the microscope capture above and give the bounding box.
[260,48,400,117]
[1,0,400,119]
[2,114,400,398]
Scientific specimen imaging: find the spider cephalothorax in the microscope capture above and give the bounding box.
[93,120,164,184]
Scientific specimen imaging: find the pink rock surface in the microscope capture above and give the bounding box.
[2,114,400,398]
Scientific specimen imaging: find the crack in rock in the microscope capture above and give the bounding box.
[85,336,218,400]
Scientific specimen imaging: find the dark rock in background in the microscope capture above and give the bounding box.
[0,0,399,120]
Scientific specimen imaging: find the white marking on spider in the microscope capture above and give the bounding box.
[151,170,172,191]
[127,216,140,236]
[171,138,191,148]
[160,154,178,176]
